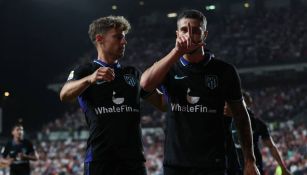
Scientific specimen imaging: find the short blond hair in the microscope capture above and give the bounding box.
[88,16,131,45]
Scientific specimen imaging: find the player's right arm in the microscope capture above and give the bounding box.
[144,90,168,112]
[0,157,13,167]
[60,67,115,102]
[140,23,202,92]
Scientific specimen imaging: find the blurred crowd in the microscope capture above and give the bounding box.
[251,84,307,122]
[208,7,307,67]
[120,6,307,72]
[262,121,307,175]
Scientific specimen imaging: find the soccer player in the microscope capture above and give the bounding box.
[0,124,39,175]
[140,9,259,175]
[60,16,164,175]
[227,91,292,175]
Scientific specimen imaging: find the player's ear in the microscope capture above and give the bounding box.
[203,30,208,40]
[176,30,179,37]
[95,34,104,44]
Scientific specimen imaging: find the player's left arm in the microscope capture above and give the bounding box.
[20,142,39,161]
[262,136,292,175]
[228,101,259,175]
[19,151,39,161]
[225,64,259,175]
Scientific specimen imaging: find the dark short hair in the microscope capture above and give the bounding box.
[11,123,23,131]
[177,9,207,30]
[242,90,252,104]
[88,16,131,45]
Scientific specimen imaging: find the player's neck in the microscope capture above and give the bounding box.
[13,137,21,144]
[97,51,118,65]
[183,47,205,63]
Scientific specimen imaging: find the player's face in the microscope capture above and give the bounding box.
[12,126,24,140]
[100,28,127,60]
[177,18,207,44]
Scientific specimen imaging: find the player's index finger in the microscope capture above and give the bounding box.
[188,22,192,36]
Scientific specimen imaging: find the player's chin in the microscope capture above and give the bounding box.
[188,47,201,54]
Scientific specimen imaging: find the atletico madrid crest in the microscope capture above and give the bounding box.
[124,74,137,87]
[206,75,218,90]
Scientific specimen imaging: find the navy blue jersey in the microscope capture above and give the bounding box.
[67,60,146,162]
[161,53,242,168]
[1,139,35,174]
[232,109,270,172]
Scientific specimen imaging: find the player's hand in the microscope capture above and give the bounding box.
[281,168,292,175]
[0,158,13,167]
[89,67,115,84]
[17,153,28,160]
[175,22,204,55]
[244,161,260,175]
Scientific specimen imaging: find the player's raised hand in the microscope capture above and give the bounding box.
[281,168,292,175]
[175,22,204,55]
[89,67,115,84]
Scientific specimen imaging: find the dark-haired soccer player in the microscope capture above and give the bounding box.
[226,91,292,175]
[60,16,164,175]
[0,124,39,175]
[140,9,259,175]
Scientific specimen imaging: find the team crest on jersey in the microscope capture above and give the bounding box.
[206,75,218,89]
[124,74,137,87]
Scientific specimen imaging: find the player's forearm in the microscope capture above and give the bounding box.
[22,154,39,161]
[145,90,168,112]
[232,110,256,163]
[60,76,92,102]
[0,158,12,164]
[269,143,287,169]
[140,48,182,92]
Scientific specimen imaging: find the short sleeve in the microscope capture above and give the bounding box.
[66,63,93,82]
[1,142,10,158]
[26,140,35,155]
[257,119,270,140]
[223,64,243,103]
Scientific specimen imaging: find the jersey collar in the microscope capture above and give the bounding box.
[93,59,121,69]
[179,50,214,67]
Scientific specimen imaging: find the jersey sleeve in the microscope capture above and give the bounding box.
[25,140,35,155]
[66,63,93,82]
[1,142,10,158]
[223,64,243,103]
[257,119,270,140]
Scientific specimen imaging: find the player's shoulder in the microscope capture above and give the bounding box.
[255,117,267,126]
[4,140,13,147]
[210,58,236,70]
[75,62,97,71]
[67,62,97,81]
[22,139,33,145]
